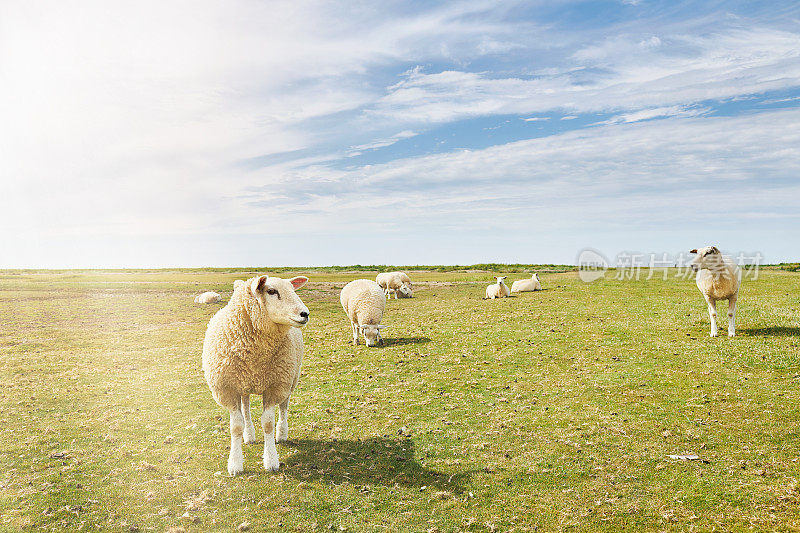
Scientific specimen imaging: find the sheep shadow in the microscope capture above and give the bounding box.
[281,437,471,493]
[738,327,800,337]
[381,336,432,347]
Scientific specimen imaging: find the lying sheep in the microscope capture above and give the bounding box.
[202,274,310,475]
[376,271,413,299]
[340,279,387,346]
[511,273,542,293]
[485,276,510,299]
[195,291,222,304]
[689,246,741,337]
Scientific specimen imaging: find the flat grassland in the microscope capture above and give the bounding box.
[1,269,799,531]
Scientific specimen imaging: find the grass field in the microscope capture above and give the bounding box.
[1,268,799,532]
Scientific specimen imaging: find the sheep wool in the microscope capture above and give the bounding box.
[689,246,741,337]
[202,274,309,475]
[376,271,413,299]
[485,277,510,299]
[340,279,387,346]
[195,291,222,304]
[511,274,542,293]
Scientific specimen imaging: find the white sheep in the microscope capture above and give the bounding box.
[689,246,741,337]
[376,271,413,299]
[340,279,388,346]
[202,274,309,475]
[510,273,542,293]
[195,291,222,304]
[485,276,510,299]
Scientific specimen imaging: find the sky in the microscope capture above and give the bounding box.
[2,0,799,268]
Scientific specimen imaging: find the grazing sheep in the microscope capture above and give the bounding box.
[195,291,222,304]
[511,273,542,293]
[689,246,741,337]
[202,275,310,475]
[340,279,387,346]
[485,276,510,299]
[376,271,413,299]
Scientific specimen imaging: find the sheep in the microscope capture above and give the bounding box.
[485,276,510,299]
[376,271,413,299]
[340,279,388,346]
[689,246,741,337]
[510,273,542,293]
[202,274,310,475]
[194,291,221,304]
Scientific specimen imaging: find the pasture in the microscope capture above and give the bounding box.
[1,268,799,531]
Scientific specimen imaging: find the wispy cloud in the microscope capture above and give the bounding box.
[597,105,709,124]
[1,1,800,266]
[347,131,418,156]
[369,26,800,124]
[238,108,800,235]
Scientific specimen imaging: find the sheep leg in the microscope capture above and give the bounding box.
[705,297,718,337]
[227,404,245,476]
[351,321,359,345]
[241,395,257,444]
[276,396,289,443]
[261,402,280,472]
[727,296,737,337]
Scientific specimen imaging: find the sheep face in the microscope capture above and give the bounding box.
[689,246,722,272]
[251,276,310,327]
[397,285,413,298]
[360,324,387,347]
[496,276,507,284]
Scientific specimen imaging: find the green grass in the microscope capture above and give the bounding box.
[1,269,799,531]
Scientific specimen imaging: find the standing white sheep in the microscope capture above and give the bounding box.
[510,274,542,293]
[485,276,510,299]
[689,246,741,337]
[195,291,222,304]
[202,274,309,475]
[376,272,413,299]
[340,279,388,346]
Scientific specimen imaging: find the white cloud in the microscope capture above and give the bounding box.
[237,108,800,239]
[597,105,709,124]
[1,1,799,266]
[347,130,418,156]
[0,0,533,245]
[369,26,800,124]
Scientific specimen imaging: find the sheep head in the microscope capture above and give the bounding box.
[251,275,310,327]
[689,246,723,272]
[360,324,387,347]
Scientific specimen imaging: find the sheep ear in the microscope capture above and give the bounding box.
[710,246,720,254]
[289,276,308,290]
[689,249,698,254]
[252,276,267,294]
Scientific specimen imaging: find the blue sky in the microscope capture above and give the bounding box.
[2,0,799,267]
